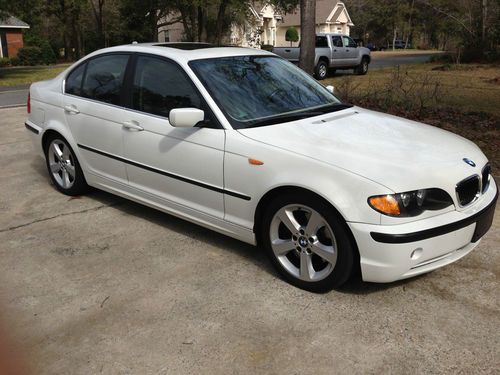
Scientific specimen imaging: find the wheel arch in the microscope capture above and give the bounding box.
[318,56,329,66]
[253,185,361,277]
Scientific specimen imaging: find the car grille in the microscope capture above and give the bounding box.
[482,164,491,193]
[456,175,480,206]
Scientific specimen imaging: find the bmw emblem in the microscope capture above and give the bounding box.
[463,158,476,167]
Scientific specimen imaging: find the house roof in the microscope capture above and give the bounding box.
[0,16,30,29]
[280,1,353,27]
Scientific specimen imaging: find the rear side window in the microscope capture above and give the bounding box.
[65,64,85,96]
[132,55,201,118]
[81,54,129,105]
[316,36,328,48]
[331,36,343,48]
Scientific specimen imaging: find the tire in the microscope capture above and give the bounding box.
[315,60,328,80]
[44,134,88,196]
[260,192,354,292]
[355,57,369,75]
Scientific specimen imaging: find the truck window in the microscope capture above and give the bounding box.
[331,36,343,48]
[316,36,328,48]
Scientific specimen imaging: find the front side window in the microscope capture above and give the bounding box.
[65,63,86,96]
[81,54,129,105]
[190,56,347,129]
[132,55,201,118]
[342,36,357,48]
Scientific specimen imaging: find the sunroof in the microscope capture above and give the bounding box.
[154,43,214,50]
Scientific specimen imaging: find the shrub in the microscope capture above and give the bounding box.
[260,44,274,52]
[17,46,44,66]
[9,56,21,66]
[0,57,10,67]
[285,27,299,46]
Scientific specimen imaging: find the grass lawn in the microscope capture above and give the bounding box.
[0,64,71,87]
[323,63,500,172]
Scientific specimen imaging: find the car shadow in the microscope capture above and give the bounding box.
[31,156,421,296]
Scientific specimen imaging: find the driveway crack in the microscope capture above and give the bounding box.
[0,202,121,233]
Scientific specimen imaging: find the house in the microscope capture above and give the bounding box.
[158,1,354,48]
[0,16,30,58]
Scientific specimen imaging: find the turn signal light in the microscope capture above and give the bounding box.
[248,158,264,165]
[368,195,401,216]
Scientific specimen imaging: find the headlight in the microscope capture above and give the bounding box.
[368,188,454,217]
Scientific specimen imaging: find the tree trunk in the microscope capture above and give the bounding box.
[215,0,228,45]
[298,0,316,75]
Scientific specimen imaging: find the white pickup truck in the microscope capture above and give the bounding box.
[273,33,371,79]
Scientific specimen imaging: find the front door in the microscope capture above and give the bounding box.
[330,35,346,67]
[342,36,359,65]
[122,54,225,219]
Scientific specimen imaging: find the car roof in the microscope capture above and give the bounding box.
[83,43,274,64]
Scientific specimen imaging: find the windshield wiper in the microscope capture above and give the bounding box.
[246,112,325,128]
[245,103,353,128]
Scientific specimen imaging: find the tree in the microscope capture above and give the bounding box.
[285,26,299,46]
[298,0,316,75]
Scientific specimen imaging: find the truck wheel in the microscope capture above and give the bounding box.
[355,57,369,75]
[315,61,328,80]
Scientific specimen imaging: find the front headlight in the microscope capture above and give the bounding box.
[368,188,454,217]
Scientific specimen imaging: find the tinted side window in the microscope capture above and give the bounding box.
[132,56,201,118]
[65,63,85,96]
[82,54,129,105]
[331,36,343,48]
[316,36,328,48]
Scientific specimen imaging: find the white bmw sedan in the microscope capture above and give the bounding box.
[25,43,497,292]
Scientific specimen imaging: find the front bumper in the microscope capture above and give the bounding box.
[349,180,497,283]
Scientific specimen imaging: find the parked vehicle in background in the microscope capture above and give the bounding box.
[273,33,371,79]
[388,40,411,49]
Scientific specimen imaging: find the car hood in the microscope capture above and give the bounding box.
[237,107,487,193]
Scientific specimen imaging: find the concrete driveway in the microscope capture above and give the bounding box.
[0,107,498,374]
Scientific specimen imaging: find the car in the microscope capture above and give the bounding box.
[273,33,371,79]
[25,43,497,292]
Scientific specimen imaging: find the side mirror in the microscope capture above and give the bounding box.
[169,108,204,128]
[326,85,335,94]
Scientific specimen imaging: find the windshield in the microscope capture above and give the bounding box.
[189,56,347,129]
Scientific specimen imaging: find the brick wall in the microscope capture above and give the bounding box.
[5,29,24,57]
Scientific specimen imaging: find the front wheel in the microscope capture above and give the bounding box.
[261,193,354,292]
[355,57,369,75]
[315,60,328,80]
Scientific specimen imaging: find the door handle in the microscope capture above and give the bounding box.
[285,49,291,52]
[64,105,80,114]
[333,49,337,52]
[122,120,144,131]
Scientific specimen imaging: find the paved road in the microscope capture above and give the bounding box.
[0,106,498,374]
[0,84,29,109]
[0,53,441,108]
[370,52,439,69]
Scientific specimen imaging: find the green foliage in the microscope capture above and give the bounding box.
[9,56,21,66]
[0,57,10,67]
[285,27,299,43]
[17,46,44,66]
[260,44,274,51]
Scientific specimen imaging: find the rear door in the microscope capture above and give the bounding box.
[63,53,131,185]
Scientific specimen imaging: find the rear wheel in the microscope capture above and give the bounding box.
[315,60,328,80]
[44,135,88,196]
[261,193,354,292]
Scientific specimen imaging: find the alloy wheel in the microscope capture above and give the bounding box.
[47,139,76,189]
[269,204,337,282]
